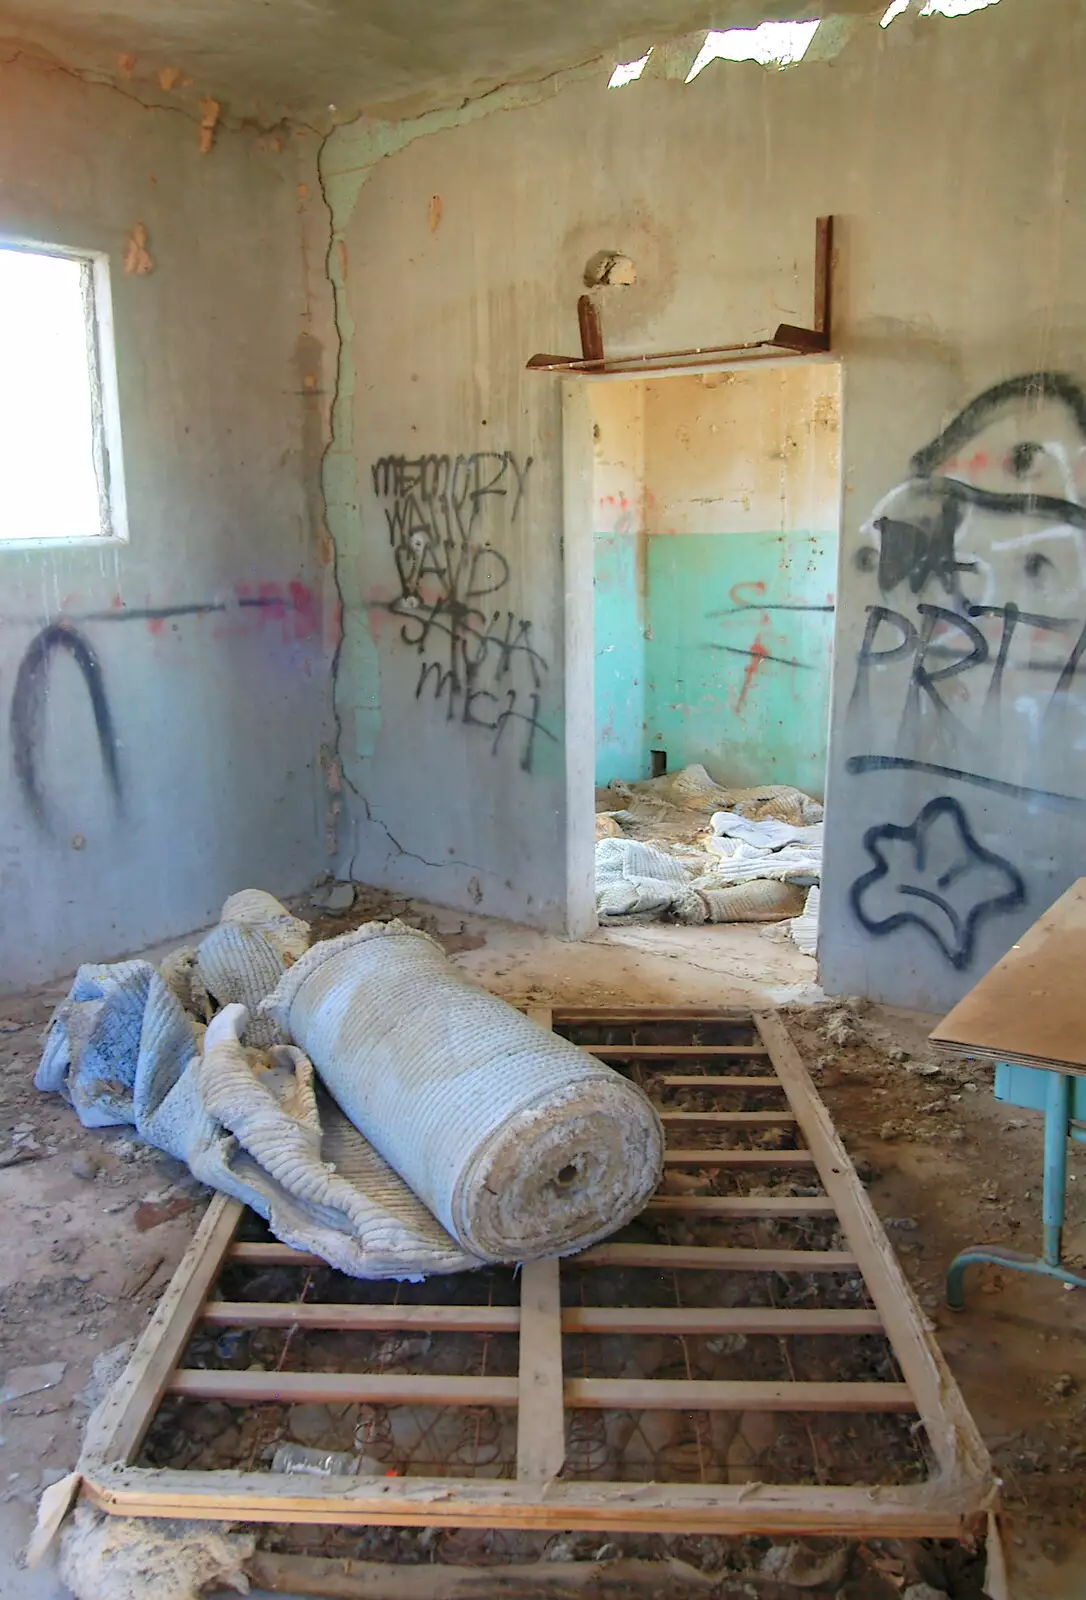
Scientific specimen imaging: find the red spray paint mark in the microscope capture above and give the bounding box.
[287,579,320,641]
[146,616,165,635]
[729,579,767,617]
[736,634,768,711]
[327,592,343,651]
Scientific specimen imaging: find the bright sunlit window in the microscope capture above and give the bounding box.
[0,244,126,543]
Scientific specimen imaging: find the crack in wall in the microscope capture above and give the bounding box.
[0,39,323,140]
[315,58,612,889]
[313,14,865,892]
[361,792,486,876]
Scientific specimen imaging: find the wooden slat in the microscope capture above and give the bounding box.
[554,1008,753,1020]
[81,1194,244,1468]
[517,1258,565,1480]
[202,1302,520,1333]
[575,1243,857,1271]
[201,1302,878,1337]
[229,1241,325,1266]
[169,1370,520,1407]
[659,1111,796,1127]
[662,1075,782,1088]
[85,1461,980,1536]
[665,1148,815,1168]
[755,1010,991,1487]
[567,1378,914,1412]
[589,1046,768,1059]
[564,1307,882,1335]
[644,1195,834,1217]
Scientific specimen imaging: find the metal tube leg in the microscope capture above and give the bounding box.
[1042,1071,1071,1268]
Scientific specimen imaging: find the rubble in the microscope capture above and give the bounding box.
[761,1539,849,1588]
[57,1505,254,1600]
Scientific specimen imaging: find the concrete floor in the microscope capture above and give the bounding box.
[2,903,1082,1597]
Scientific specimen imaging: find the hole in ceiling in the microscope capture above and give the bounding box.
[881,0,1000,21]
[685,19,821,80]
[583,250,638,287]
[921,0,1001,13]
[608,49,652,87]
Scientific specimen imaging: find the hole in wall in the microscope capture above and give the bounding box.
[583,250,638,288]
[685,20,821,80]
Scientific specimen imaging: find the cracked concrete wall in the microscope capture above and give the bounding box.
[0,48,335,990]
[324,0,1086,998]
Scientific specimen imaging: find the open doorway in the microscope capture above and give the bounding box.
[582,359,842,957]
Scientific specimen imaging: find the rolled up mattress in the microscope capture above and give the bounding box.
[263,923,664,1262]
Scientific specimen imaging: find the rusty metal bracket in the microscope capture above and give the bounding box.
[528,216,833,376]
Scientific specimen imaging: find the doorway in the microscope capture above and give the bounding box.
[565,359,842,951]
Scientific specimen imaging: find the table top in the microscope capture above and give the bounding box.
[930,878,1086,1075]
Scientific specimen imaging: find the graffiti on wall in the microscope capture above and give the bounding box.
[11,623,123,830]
[849,795,1026,969]
[6,580,319,835]
[371,452,556,773]
[846,372,1086,966]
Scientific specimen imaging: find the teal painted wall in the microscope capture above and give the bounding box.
[593,530,835,797]
[594,530,645,785]
[645,531,835,799]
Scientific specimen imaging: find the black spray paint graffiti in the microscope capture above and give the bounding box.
[855,371,1086,605]
[848,371,1086,747]
[10,623,123,830]
[849,795,1026,971]
[5,584,318,835]
[371,452,556,772]
[845,754,1086,813]
[844,373,1086,966]
[849,599,1086,727]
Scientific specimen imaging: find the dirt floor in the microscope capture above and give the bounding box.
[1,889,1084,1598]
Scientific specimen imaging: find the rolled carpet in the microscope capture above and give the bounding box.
[264,923,664,1262]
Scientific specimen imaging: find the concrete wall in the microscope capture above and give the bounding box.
[0,51,332,989]
[591,366,839,793]
[592,381,647,786]
[325,0,1086,1004]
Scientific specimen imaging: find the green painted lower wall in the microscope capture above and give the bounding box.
[594,531,836,798]
[594,531,646,786]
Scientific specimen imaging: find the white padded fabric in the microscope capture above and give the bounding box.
[264,922,664,1262]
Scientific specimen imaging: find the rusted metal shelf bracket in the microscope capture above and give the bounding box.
[527,216,833,376]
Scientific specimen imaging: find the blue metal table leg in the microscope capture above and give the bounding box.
[1043,1069,1071,1266]
[947,1070,1086,1310]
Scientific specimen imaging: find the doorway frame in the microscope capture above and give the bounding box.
[560,356,845,941]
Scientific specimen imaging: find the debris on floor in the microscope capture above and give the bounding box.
[57,1503,253,1600]
[594,764,822,941]
[34,896,663,1280]
[3,890,1081,1597]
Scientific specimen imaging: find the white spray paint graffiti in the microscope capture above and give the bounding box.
[843,373,1086,971]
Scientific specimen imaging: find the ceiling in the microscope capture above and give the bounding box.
[0,0,878,123]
